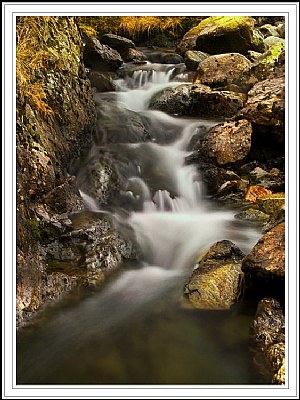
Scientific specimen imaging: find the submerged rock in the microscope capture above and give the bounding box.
[183,240,245,310]
[249,298,285,384]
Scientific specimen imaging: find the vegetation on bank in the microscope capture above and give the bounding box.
[16,16,81,114]
[76,16,203,42]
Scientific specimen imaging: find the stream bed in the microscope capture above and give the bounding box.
[17,59,262,385]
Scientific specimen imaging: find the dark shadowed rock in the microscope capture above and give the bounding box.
[101,33,136,52]
[83,37,123,71]
[121,47,147,62]
[249,298,285,384]
[149,84,245,119]
[183,240,245,310]
[88,70,117,92]
[194,16,256,55]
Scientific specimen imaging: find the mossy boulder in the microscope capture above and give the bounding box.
[183,240,245,310]
[256,193,285,216]
[193,16,256,55]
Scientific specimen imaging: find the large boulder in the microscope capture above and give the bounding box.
[193,52,252,91]
[194,16,256,55]
[149,84,245,119]
[183,240,245,310]
[83,37,123,71]
[191,119,252,167]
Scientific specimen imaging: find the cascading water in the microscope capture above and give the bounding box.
[17,59,262,385]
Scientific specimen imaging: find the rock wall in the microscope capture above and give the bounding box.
[16,17,121,328]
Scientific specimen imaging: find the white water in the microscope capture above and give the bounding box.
[17,60,262,385]
[80,62,260,301]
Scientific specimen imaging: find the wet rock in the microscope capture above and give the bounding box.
[83,37,123,71]
[256,193,285,216]
[194,16,256,55]
[144,50,183,64]
[190,87,245,118]
[184,160,241,196]
[75,151,121,207]
[101,33,136,53]
[249,167,284,191]
[276,22,285,39]
[16,17,96,327]
[264,36,285,49]
[242,222,285,280]
[183,240,245,310]
[149,84,193,115]
[244,185,272,203]
[249,298,285,384]
[94,101,149,144]
[193,53,252,91]
[184,50,209,71]
[259,24,280,38]
[149,84,245,119]
[88,71,117,92]
[217,179,247,198]
[193,119,252,166]
[42,175,83,214]
[234,208,270,223]
[239,77,285,143]
[250,42,285,82]
[121,47,147,62]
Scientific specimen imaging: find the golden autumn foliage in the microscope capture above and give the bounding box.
[76,16,202,40]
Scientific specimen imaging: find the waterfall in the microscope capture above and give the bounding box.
[17,59,262,385]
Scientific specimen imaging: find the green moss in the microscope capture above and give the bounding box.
[27,219,41,239]
[196,16,255,32]
[262,42,285,64]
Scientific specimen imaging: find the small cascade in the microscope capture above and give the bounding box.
[17,58,262,386]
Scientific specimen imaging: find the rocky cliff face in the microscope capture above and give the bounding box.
[16,16,97,327]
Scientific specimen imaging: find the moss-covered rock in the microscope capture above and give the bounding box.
[193,16,256,55]
[183,240,245,310]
